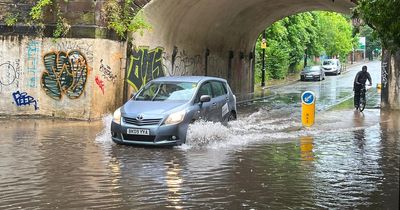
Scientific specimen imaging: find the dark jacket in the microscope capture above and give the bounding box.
[353,70,372,91]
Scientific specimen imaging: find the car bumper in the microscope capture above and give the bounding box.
[323,69,338,73]
[110,121,188,146]
[301,75,321,80]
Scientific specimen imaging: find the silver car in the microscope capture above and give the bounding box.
[111,76,237,146]
[322,59,341,75]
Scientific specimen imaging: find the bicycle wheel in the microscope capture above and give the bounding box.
[359,96,366,112]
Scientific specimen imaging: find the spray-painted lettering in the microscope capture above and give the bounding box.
[12,90,39,110]
[26,40,40,88]
[95,75,105,95]
[99,59,117,83]
[41,50,88,100]
[127,47,164,91]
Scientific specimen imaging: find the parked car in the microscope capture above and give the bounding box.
[322,59,341,75]
[300,66,325,81]
[111,76,237,146]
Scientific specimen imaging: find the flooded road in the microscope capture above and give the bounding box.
[1,62,399,209]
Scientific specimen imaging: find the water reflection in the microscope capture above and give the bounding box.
[300,136,314,161]
[0,108,398,209]
[165,160,183,209]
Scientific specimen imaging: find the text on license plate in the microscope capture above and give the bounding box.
[127,128,150,135]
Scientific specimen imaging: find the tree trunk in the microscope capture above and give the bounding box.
[381,48,400,110]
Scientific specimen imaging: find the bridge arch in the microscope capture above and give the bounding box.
[128,0,355,95]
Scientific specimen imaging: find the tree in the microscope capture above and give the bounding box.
[359,26,381,60]
[355,0,400,110]
[256,11,356,83]
[317,12,354,62]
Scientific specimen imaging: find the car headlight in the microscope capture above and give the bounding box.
[113,108,121,124]
[165,110,186,125]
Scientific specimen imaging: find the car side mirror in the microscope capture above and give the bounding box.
[200,95,211,103]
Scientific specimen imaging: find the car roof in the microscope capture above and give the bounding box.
[305,66,320,70]
[152,76,227,83]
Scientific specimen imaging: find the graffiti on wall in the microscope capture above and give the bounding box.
[26,40,40,88]
[382,62,388,88]
[162,48,203,76]
[44,40,94,63]
[12,90,39,110]
[172,50,202,76]
[127,46,164,91]
[41,50,88,100]
[0,59,22,92]
[95,76,105,95]
[99,59,117,83]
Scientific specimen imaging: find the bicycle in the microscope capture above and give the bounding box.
[355,84,371,112]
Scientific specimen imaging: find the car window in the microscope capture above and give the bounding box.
[211,81,227,97]
[304,67,318,72]
[135,82,197,101]
[310,67,321,72]
[196,82,213,102]
[323,60,334,65]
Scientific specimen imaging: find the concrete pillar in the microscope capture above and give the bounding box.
[381,49,400,110]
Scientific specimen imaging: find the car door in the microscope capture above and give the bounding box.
[195,82,219,122]
[210,81,229,121]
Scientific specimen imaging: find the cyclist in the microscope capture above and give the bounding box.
[353,65,372,109]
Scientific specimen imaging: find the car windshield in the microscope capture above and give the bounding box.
[304,67,320,72]
[134,81,197,101]
[323,60,335,65]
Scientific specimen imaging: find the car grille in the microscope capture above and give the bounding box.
[122,134,155,142]
[324,67,331,70]
[123,117,162,126]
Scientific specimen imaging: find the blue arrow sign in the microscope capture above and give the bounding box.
[301,91,315,105]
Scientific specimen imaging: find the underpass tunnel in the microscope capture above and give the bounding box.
[129,0,355,96]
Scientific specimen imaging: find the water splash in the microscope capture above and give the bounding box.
[95,114,113,145]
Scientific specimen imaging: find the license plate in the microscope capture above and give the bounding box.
[127,128,150,135]
[306,75,312,78]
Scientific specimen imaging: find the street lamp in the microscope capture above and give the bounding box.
[261,30,266,87]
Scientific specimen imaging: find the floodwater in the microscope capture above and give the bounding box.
[0,107,399,209]
[1,61,399,209]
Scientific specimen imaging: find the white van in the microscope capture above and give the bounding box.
[322,59,341,75]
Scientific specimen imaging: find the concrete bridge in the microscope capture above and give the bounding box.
[1,0,397,120]
[130,0,354,96]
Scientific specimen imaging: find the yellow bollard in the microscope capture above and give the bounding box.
[301,91,316,127]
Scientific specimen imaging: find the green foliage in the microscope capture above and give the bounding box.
[29,0,52,21]
[256,11,355,82]
[53,15,70,38]
[317,12,354,61]
[103,0,151,38]
[359,25,381,60]
[266,40,290,79]
[4,13,18,26]
[30,0,70,38]
[355,0,400,51]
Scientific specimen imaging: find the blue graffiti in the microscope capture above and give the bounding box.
[12,91,39,110]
